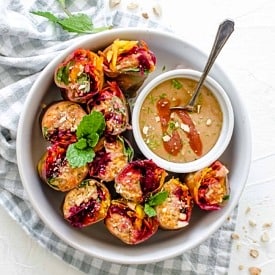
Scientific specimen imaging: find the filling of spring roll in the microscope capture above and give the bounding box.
[55,49,104,103]
[156,178,193,229]
[87,81,129,135]
[38,143,88,191]
[105,200,159,244]
[88,136,133,182]
[101,39,156,74]
[63,179,110,228]
[186,160,229,210]
[115,159,167,203]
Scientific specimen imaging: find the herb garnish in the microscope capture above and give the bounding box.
[31,0,110,34]
[144,191,168,217]
[172,79,183,89]
[66,111,105,167]
[56,61,72,85]
[223,195,230,201]
[118,135,134,161]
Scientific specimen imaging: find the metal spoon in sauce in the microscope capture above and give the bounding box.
[170,19,234,112]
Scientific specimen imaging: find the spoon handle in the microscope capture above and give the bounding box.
[188,19,234,107]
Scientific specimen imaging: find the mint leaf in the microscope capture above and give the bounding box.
[144,191,169,217]
[87,132,99,148]
[31,11,58,23]
[66,143,95,167]
[32,12,95,34]
[31,10,110,34]
[77,111,105,139]
[57,14,94,34]
[56,61,73,85]
[66,111,105,167]
[75,138,87,150]
[147,191,169,206]
[144,204,157,218]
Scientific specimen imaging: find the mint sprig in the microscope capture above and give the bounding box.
[66,145,95,168]
[31,0,110,34]
[66,111,105,168]
[144,191,169,217]
[76,111,105,138]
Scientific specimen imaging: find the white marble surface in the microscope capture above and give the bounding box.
[1,0,275,274]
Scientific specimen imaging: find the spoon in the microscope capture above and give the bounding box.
[170,19,234,112]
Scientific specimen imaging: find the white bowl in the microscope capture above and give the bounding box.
[16,28,251,264]
[132,69,234,173]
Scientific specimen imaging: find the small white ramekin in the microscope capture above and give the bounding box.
[132,68,234,173]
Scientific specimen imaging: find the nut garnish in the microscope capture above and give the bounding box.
[127,2,139,10]
[231,232,240,240]
[109,0,121,9]
[152,4,162,17]
[249,249,259,258]
[245,206,251,214]
[260,231,270,242]
[238,265,244,270]
[162,135,171,142]
[262,222,272,228]
[249,219,257,227]
[206,118,212,126]
[142,12,149,19]
[248,267,261,275]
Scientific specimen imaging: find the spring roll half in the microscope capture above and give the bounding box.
[185,160,230,210]
[155,178,193,230]
[88,135,133,182]
[115,159,167,203]
[105,199,159,245]
[54,48,104,103]
[99,39,156,97]
[87,81,129,135]
[38,143,88,192]
[41,101,87,143]
[63,179,111,228]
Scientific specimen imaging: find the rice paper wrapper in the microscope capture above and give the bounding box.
[100,39,156,98]
[184,160,230,210]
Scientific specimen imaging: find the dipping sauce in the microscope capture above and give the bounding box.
[139,77,223,163]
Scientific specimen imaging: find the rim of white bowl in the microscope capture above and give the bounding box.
[132,68,234,173]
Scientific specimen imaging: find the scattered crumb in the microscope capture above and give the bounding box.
[127,2,139,10]
[227,216,231,221]
[206,118,212,126]
[152,3,162,17]
[235,205,273,271]
[262,222,272,228]
[142,12,149,19]
[238,265,244,270]
[41,103,47,109]
[245,206,251,214]
[249,219,257,227]
[109,0,121,8]
[260,231,270,242]
[231,233,240,240]
[248,266,261,275]
[249,249,259,258]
